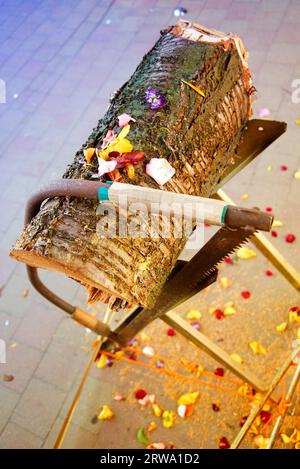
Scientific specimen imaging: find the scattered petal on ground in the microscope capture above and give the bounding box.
[237,247,256,259]
[249,341,267,355]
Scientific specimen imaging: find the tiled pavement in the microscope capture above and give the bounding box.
[0,0,300,449]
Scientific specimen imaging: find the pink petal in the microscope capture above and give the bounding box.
[98,158,117,176]
[258,107,270,118]
[101,130,116,149]
[117,113,135,128]
[146,158,175,186]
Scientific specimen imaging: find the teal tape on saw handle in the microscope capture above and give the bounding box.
[221,205,228,225]
[98,186,109,201]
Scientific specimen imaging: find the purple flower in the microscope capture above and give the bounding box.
[145,87,166,109]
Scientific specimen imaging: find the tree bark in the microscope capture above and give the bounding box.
[10,21,253,308]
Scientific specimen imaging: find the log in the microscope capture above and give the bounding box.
[10,21,253,308]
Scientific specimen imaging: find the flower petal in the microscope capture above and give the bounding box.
[83,147,95,164]
[249,341,267,355]
[146,158,175,186]
[237,247,256,259]
[98,157,117,176]
[276,322,287,332]
[117,113,135,128]
[187,309,202,320]
[177,391,199,405]
[97,405,114,420]
[181,79,205,97]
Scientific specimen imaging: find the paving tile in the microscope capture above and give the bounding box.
[11,377,66,439]
[0,421,43,449]
[0,341,42,393]
[0,385,20,433]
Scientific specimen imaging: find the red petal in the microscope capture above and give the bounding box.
[265,270,273,276]
[285,233,296,243]
[241,290,251,299]
[214,309,225,320]
[212,403,220,412]
[290,306,299,313]
[271,230,278,237]
[167,328,176,337]
[219,436,230,449]
[239,415,248,427]
[135,389,147,400]
[281,165,288,171]
[265,207,272,212]
[214,367,224,377]
[224,257,233,264]
[260,410,272,424]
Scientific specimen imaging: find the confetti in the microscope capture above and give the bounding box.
[143,346,155,357]
[224,302,236,316]
[214,309,225,320]
[136,427,150,446]
[219,436,230,449]
[214,367,224,377]
[220,276,230,288]
[265,207,272,212]
[271,230,278,237]
[162,410,175,429]
[267,165,273,172]
[285,233,296,243]
[83,147,95,164]
[97,354,107,369]
[187,309,202,320]
[135,389,147,400]
[230,353,243,364]
[181,79,205,97]
[240,193,249,200]
[241,290,251,299]
[97,405,114,420]
[177,391,199,405]
[237,247,256,259]
[167,328,176,337]
[224,256,233,264]
[265,270,273,276]
[152,403,162,417]
[146,158,175,185]
[294,170,300,179]
[191,321,201,330]
[249,341,267,355]
[276,322,287,332]
[281,165,288,171]
[117,113,135,128]
[212,403,220,412]
[253,435,269,449]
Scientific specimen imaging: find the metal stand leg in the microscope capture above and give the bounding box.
[163,311,267,392]
[216,189,300,291]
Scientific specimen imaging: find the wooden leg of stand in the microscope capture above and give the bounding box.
[215,189,300,291]
[163,311,267,392]
[230,348,299,449]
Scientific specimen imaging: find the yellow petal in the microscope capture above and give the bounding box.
[140,331,150,342]
[297,327,300,339]
[96,354,107,369]
[289,311,300,323]
[290,428,300,443]
[112,138,133,154]
[152,403,162,417]
[98,405,114,420]
[187,309,202,320]
[162,410,175,428]
[118,124,130,139]
[240,193,249,200]
[295,441,300,449]
[237,247,256,260]
[276,322,287,332]
[177,391,199,405]
[267,165,273,172]
[272,219,283,227]
[254,434,269,449]
[295,119,300,125]
[126,164,135,179]
[224,304,236,316]
[294,170,300,180]
[230,353,243,364]
[249,341,267,355]
[220,276,230,288]
[83,147,95,164]
[281,433,291,444]
[181,80,205,97]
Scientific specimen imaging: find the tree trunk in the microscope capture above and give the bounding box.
[10,21,253,308]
